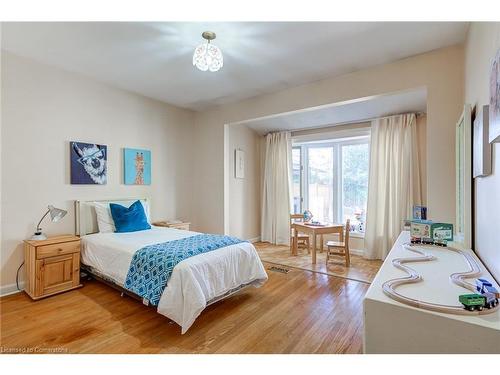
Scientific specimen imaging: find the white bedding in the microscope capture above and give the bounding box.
[81,226,268,334]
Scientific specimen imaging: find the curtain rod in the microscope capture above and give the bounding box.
[325,111,425,126]
[286,111,426,136]
[266,111,426,136]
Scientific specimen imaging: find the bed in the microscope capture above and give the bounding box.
[76,198,268,334]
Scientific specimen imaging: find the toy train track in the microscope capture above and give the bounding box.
[382,243,500,315]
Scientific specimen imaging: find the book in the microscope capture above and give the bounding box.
[413,205,427,220]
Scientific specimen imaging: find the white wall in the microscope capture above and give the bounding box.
[0,45,3,287]
[0,52,194,293]
[465,22,500,282]
[226,124,262,241]
[193,45,463,238]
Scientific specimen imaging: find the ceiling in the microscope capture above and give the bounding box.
[1,22,468,111]
[236,88,427,135]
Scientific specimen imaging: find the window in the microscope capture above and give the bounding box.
[292,147,302,214]
[293,136,370,235]
[308,146,334,222]
[341,142,369,232]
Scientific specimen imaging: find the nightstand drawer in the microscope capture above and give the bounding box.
[36,241,80,259]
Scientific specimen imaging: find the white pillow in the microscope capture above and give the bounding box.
[93,202,116,233]
[140,200,151,224]
[93,200,151,233]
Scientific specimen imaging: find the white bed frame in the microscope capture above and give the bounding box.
[75,197,151,236]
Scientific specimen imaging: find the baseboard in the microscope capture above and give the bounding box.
[0,281,24,298]
[248,236,261,243]
[350,248,365,256]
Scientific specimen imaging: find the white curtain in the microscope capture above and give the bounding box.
[364,114,422,259]
[261,131,292,245]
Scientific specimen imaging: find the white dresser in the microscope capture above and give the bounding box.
[363,231,500,353]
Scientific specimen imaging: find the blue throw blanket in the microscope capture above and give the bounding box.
[124,234,245,306]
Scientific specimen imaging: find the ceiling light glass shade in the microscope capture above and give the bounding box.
[193,41,223,72]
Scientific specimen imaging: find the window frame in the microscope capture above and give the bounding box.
[292,135,370,234]
[291,146,303,214]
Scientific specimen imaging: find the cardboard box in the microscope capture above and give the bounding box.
[410,220,432,239]
[431,223,453,241]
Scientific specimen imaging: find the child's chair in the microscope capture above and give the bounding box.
[326,219,351,267]
[290,214,310,254]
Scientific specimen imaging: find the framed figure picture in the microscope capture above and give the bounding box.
[235,149,245,179]
[489,48,500,143]
[473,105,492,178]
[70,141,107,185]
[124,148,151,185]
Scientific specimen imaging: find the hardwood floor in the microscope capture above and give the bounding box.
[255,242,382,283]
[0,262,368,354]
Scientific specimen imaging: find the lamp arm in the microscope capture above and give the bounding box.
[36,209,50,232]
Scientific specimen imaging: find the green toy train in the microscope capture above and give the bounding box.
[459,294,489,311]
[459,279,500,311]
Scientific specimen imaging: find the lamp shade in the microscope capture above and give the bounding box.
[48,205,67,222]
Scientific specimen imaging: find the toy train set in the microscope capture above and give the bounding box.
[382,207,500,315]
[382,241,500,315]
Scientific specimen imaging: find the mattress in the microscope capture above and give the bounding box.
[81,226,268,333]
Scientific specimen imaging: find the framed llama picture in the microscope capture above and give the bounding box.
[489,48,500,143]
[70,141,107,185]
[124,148,151,185]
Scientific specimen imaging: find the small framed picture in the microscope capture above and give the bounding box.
[124,148,151,185]
[473,105,492,178]
[235,149,245,179]
[412,205,427,220]
[489,48,500,143]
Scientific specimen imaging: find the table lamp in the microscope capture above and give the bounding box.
[31,205,68,240]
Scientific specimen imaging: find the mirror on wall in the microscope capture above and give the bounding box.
[455,104,472,249]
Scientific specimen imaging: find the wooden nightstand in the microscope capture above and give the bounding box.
[24,235,82,300]
[152,221,191,231]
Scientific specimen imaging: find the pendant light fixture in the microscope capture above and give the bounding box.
[193,31,223,72]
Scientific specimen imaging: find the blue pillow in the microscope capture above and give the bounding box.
[109,200,151,233]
